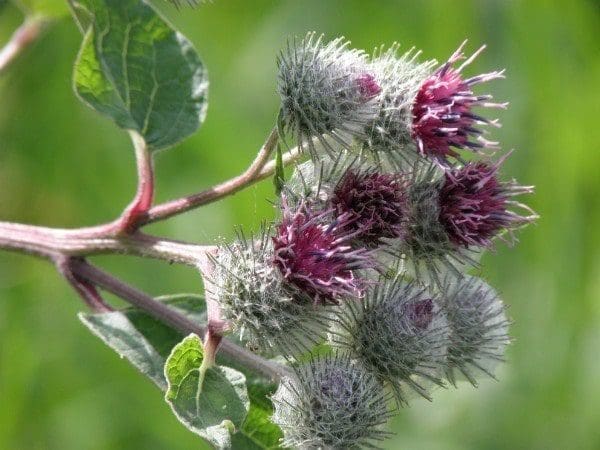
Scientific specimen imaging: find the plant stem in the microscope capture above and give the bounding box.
[0,221,208,266]
[118,131,155,234]
[70,259,289,381]
[0,128,304,382]
[56,255,113,312]
[142,128,303,226]
[0,18,46,75]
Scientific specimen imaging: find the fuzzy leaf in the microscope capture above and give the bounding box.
[80,295,284,448]
[80,309,167,388]
[231,381,284,449]
[71,0,208,151]
[164,334,249,449]
[79,294,206,388]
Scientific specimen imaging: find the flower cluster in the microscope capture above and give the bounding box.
[278,34,509,168]
[210,34,536,449]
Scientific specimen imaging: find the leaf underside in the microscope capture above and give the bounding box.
[79,294,284,449]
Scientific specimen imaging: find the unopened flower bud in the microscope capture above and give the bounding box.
[212,232,328,355]
[441,276,510,386]
[272,355,392,449]
[277,32,380,158]
[331,278,449,403]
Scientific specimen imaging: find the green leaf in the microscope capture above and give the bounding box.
[80,309,168,389]
[231,381,285,449]
[164,334,250,449]
[80,295,285,448]
[79,294,206,388]
[71,0,208,151]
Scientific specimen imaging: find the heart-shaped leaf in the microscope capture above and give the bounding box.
[71,0,208,151]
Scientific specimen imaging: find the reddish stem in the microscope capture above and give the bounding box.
[55,256,113,312]
[118,132,154,234]
[142,127,285,225]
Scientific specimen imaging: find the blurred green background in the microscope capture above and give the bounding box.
[0,0,598,449]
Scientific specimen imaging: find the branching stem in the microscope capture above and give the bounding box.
[118,131,155,234]
[70,259,289,381]
[142,127,303,225]
[0,128,302,382]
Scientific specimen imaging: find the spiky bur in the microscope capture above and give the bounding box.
[283,153,410,250]
[211,231,329,355]
[411,41,508,164]
[362,44,437,168]
[331,169,409,247]
[331,278,449,403]
[272,198,374,305]
[400,164,469,286]
[441,276,510,386]
[398,158,537,285]
[438,155,537,249]
[272,355,392,449]
[277,32,381,158]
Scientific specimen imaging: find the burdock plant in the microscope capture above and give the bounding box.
[0,1,537,448]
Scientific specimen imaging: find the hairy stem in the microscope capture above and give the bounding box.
[0,18,46,75]
[70,259,289,381]
[142,128,303,225]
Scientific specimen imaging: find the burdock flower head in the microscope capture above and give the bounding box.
[272,354,392,449]
[331,278,449,403]
[411,41,507,163]
[438,154,537,249]
[212,232,329,355]
[272,197,374,305]
[277,32,381,157]
[401,158,536,285]
[363,45,436,166]
[441,275,510,386]
[330,169,409,247]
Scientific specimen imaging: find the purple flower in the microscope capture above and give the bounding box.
[356,73,382,99]
[272,199,373,305]
[331,170,408,246]
[411,41,507,163]
[438,156,536,248]
[404,298,434,330]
